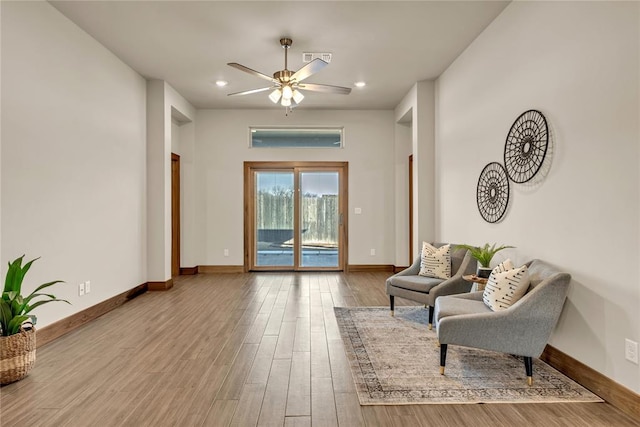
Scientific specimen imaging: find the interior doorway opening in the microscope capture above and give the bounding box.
[171,153,180,277]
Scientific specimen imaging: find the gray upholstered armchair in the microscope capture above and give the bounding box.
[434,259,571,385]
[386,243,476,329]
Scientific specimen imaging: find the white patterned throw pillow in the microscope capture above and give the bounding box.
[488,259,514,278]
[482,260,530,311]
[418,242,451,280]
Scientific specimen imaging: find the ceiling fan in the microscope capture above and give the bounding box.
[227,38,351,108]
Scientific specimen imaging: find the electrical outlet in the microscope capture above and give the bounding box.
[370,248,376,256]
[224,249,229,257]
[78,282,85,296]
[625,339,638,364]
[85,281,91,294]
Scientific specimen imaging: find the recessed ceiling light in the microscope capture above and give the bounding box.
[354,81,366,88]
[215,80,228,87]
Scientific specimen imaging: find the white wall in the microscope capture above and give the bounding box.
[166,87,196,270]
[1,1,147,327]
[436,1,640,392]
[194,109,395,266]
[171,120,181,155]
[146,80,168,282]
[394,116,412,267]
[171,113,198,268]
[146,81,195,281]
[0,2,3,282]
[395,81,437,259]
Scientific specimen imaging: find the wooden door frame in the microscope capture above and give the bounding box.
[244,161,348,272]
[409,154,414,264]
[171,153,180,277]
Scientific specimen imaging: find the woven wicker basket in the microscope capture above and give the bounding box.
[0,328,36,385]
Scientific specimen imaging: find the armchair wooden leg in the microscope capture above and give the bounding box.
[428,305,434,330]
[440,344,447,375]
[390,295,394,316]
[524,356,533,386]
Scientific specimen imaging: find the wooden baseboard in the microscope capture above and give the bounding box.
[37,283,148,348]
[541,344,640,419]
[148,278,174,291]
[394,265,409,273]
[347,264,395,273]
[198,265,244,274]
[179,267,198,275]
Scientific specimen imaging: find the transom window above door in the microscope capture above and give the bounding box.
[250,127,343,148]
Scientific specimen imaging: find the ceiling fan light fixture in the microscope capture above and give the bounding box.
[292,89,304,104]
[227,38,351,111]
[281,85,293,101]
[269,88,282,104]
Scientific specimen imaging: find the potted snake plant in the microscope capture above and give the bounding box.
[455,243,514,278]
[0,255,69,385]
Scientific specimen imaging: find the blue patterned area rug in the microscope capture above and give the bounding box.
[334,306,603,405]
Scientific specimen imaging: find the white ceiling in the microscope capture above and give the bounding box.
[50,1,510,110]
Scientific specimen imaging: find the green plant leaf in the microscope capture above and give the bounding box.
[28,292,57,300]
[29,280,65,296]
[4,255,23,293]
[7,315,29,335]
[11,299,22,316]
[0,299,13,336]
[454,243,515,268]
[13,257,38,295]
[24,298,70,314]
[18,293,58,314]
[4,290,18,302]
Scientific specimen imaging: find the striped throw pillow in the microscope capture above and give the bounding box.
[482,260,530,311]
[418,242,451,280]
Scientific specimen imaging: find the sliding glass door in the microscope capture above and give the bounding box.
[245,162,347,271]
[300,171,339,268]
[255,171,295,267]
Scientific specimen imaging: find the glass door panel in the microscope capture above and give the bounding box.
[300,172,339,268]
[255,171,294,267]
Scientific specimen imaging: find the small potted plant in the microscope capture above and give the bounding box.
[0,255,69,385]
[455,243,515,278]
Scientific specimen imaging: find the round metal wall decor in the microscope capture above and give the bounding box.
[504,109,548,183]
[477,162,510,223]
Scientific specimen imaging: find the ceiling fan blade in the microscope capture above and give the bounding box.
[291,58,328,83]
[297,83,352,95]
[227,63,276,83]
[227,87,273,97]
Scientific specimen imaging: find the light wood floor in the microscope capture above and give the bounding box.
[1,272,637,426]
